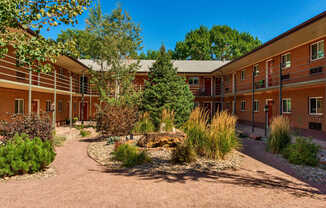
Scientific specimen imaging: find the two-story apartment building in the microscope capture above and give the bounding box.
[213,11,326,135]
[0,46,98,126]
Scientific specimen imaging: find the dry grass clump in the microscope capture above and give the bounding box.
[133,112,155,134]
[267,116,291,154]
[160,109,175,132]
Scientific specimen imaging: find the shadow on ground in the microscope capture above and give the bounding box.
[239,137,326,194]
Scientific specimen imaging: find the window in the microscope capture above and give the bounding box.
[311,40,324,61]
[15,99,24,114]
[253,65,259,77]
[188,77,199,86]
[281,53,291,68]
[46,100,52,112]
[58,101,63,113]
[240,70,245,80]
[309,97,323,115]
[240,100,246,111]
[282,98,292,113]
[253,100,259,112]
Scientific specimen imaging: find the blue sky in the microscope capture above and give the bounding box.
[42,0,326,52]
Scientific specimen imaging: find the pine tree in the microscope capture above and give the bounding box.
[142,45,194,127]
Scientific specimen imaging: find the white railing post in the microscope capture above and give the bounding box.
[28,70,32,114]
[53,69,57,128]
[70,73,73,129]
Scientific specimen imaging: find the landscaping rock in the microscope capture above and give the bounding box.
[137,132,186,148]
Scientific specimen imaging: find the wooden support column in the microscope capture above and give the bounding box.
[53,69,57,128]
[69,73,73,129]
[81,72,85,125]
[233,73,237,115]
[220,75,224,111]
[252,68,255,133]
[28,70,32,114]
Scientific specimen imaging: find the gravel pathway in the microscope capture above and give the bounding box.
[0,132,325,207]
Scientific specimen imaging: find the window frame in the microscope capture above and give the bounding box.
[281,53,291,69]
[311,40,324,61]
[58,100,63,113]
[15,99,24,114]
[188,77,199,87]
[253,100,259,112]
[309,97,323,115]
[240,70,245,80]
[282,98,292,114]
[46,100,52,112]
[240,100,246,112]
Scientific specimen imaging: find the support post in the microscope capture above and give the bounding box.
[28,70,32,114]
[90,85,92,120]
[279,63,283,115]
[220,75,224,111]
[252,68,255,133]
[69,73,73,129]
[81,72,85,125]
[53,70,57,128]
[233,72,237,115]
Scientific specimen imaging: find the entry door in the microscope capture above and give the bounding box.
[267,100,273,126]
[204,78,211,96]
[80,102,88,121]
[32,100,38,114]
[266,60,273,87]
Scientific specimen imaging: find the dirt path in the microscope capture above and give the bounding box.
[0,134,325,208]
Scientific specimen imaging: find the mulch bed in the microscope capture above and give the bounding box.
[88,140,241,174]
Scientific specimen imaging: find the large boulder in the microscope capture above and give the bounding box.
[137,132,186,148]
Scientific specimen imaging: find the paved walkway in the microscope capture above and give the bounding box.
[0,132,325,207]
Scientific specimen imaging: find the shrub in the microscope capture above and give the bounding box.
[267,116,291,154]
[0,134,56,177]
[160,109,175,132]
[282,137,320,166]
[207,111,240,159]
[111,144,151,167]
[171,142,197,164]
[0,113,53,142]
[182,107,209,156]
[96,104,138,136]
[133,112,155,134]
[80,129,91,137]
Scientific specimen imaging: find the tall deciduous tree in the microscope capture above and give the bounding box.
[174,25,261,60]
[142,45,194,127]
[0,0,92,72]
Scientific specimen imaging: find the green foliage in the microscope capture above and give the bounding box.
[133,112,156,134]
[267,116,291,154]
[0,0,91,72]
[80,129,91,137]
[142,46,194,127]
[0,113,53,142]
[0,134,56,177]
[173,25,261,60]
[111,144,151,167]
[172,142,197,164]
[282,137,320,166]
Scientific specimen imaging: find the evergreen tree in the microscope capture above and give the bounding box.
[142,45,194,127]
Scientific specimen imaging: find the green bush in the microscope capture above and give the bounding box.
[282,137,320,166]
[267,116,291,154]
[111,144,151,167]
[0,134,56,177]
[80,129,91,137]
[171,142,197,164]
[133,112,155,134]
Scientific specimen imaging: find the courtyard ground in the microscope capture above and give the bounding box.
[0,128,325,208]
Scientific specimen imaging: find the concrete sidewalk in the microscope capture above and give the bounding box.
[237,123,326,149]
